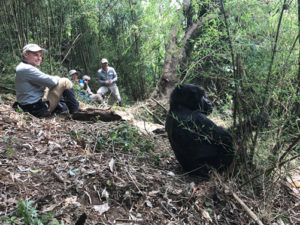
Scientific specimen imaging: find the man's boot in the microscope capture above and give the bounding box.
[63,88,79,114]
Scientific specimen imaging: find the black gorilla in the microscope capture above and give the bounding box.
[165,84,267,176]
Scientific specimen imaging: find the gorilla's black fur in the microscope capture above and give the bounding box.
[165,84,267,176]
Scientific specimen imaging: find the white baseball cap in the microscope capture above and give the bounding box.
[23,44,46,54]
[101,58,108,64]
[82,75,91,81]
[69,69,78,76]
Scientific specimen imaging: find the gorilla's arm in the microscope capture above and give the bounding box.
[191,112,232,149]
[228,112,269,137]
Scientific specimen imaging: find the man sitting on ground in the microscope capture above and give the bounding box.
[82,75,102,103]
[68,69,94,103]
[14,43,79,117]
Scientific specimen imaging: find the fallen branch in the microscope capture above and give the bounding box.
[115,218,143,223]
[214,171,264,225]
[72,108,121,122]
[126,167,142,194]
[51,170,66,184]
[160,202,177,220]
[142,106,164,125]
[150,97,168,113]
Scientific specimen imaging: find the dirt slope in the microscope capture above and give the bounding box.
[0,97,299,225]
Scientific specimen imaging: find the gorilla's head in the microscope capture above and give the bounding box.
[169,84,213,115]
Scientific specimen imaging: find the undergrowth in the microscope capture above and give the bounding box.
[1,200,71,225]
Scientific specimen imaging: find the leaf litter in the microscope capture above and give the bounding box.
[0,97,299,224]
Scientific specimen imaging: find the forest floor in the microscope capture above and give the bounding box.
[0,94,299,225]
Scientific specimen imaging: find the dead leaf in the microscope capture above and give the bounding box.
[202,209,212,222]
[149,190,160,197]
[145,200,153,208]
[109,158,115,172]
[64,196,81,207]
[93,203,110,215]
[101,188,109,200]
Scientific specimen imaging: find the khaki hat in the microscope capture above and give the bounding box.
[23,44,46,54]
[101,58,108,64]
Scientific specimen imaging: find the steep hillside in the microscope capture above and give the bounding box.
[0,95,299,225]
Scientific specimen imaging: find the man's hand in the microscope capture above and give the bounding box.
[104,80,113,85]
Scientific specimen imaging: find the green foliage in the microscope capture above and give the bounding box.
[1,200,71,225]
[7,148,14,154]
[16,200,41,225]
[180,0,299,175]
[68,129,87,143]
[96,122,154,154]
[0,0,180,101]
[73,84,95,104]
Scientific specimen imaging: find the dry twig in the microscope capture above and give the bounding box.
[214,171,264,225]
[142,105,164,125]
[150,97,168,113]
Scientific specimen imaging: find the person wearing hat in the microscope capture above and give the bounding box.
[69,69,79,85]
[67,70,100,103]
[82,75,102,102]
[97,58,122,106]
[14,43,79,117]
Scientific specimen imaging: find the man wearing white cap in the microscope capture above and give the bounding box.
[69,69,79,85]
[14,43,79,117]
[97,58,122,106]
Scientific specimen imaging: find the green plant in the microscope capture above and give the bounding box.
[1,200,72,225]
[68,130,86,142]
[153,154,161,166]
[15,105,24,113]
[17,200,41,225]
[7,148,14,154]
[96,122,154,154]
[1,215,18,225]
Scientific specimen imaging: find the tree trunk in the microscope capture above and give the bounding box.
[152,13,217,99]
[154,24,181,98]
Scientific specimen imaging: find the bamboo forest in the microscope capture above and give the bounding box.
[0,0,299,224]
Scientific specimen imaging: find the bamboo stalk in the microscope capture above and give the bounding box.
[0,1,17,58]
[61,33,82,64]
[263,0,287,106]
[219,0,238,129]
[8,1,22,49]
[47,15,53,73]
